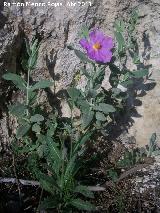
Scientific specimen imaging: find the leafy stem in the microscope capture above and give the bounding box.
[26,68,30,116]
[70,104,74,160]
[60,138,65,193]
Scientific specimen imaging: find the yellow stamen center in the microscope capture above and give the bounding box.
[93,42,102,50]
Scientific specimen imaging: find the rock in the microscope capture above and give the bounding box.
[127,1,160,147]
[133,155,160,198]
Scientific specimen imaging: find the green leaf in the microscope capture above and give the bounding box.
[148,133,157,157]
[30,114,44,123]
[28,90,37,105]
[31,39,39,53]
[24,38,31,56]
[39,175,58,195]
[82,111,94,129]
[31,80,53,91]
[115,31,126,54]
[28,52,38,70]
[37,144,46,158]
[2,73,26,90]
[114,20,125,33]
[129,10,139,33]
[133,53,141,64]
[74,185,94,198]
[46,136,61,164]
[112,88,121,96]
[47,122,58,137]
[16,123,31,139]
[93,67,105,87]
[133,69,149,78]
[79,25,89,38]
[94,103,116,114]
[120,80,133,87]
[150,133,157,146]
[64,155,77,183]
[21,144,39,153]
[8,103,26,117]
[108,169,118,182]
[39,172,59,193]
[74,49,93,64]
[74,131,93,154]
[77,100,90,113]
[96,112,107,121]
[67,87,82,102]
[70,199,96,211]
[40,179,54,195]
[39,197,57,210]
[32,123,41,133]
[28,39,39,70]
[21,58,29,71]
[80,67,90,78]
[87,89,97,98]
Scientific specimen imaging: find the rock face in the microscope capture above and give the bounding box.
[127,1,160,146]
[0,0,160,149]
[133,155,160,208]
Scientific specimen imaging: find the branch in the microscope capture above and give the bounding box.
[0,177,106,191]
[87,186,106,191]
[0,177,40,186]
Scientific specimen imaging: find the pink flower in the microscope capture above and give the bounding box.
[80,29,114,63]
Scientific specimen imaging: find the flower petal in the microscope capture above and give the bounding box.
[101,36,114,50]
[89,30,104,44]
[99,48,113,63]
[79,38,90,50]
[94,51,102,62]
[87,49,103,63]
[80,29,113,63]
[87,49,97,60]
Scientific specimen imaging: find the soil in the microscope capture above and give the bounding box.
[0,137,157,213]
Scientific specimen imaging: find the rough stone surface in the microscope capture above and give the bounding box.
[0,0,160,148]
[126,1,160,147]
[133,155,160,208]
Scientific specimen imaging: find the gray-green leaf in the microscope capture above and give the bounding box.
[24,38,31,56]
[31,80,53,91]
[16,123,31,139]
[39,173,59,194]
[133,69,149,78]
[78,100,90,113]
[46,136,61,166]
[32,123,41,133]
[115,31,126,54]
[74,185,94,198]
[74,49,93,64]
[82,111,94,129]
[3,73,26,90]
[67,87,82,102]
[96,112,107,121]
[39,197,57,210]
[73,131,93,154]
[30,114,44,123]
[37,144,46,158]
[94,103,116,114]
[70,199,96,211]
[8,103,26,117]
